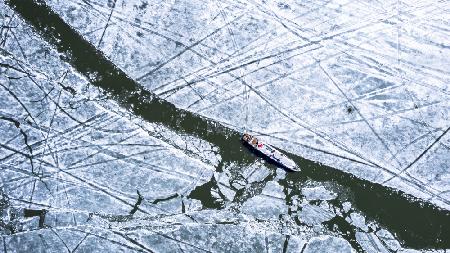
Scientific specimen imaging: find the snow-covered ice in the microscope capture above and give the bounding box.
[41,0,450,210]
[1,0,449,252]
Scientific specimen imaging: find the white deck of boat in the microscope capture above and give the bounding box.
[247,137,297,170]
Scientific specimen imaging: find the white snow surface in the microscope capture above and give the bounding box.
[42,0,450,209]
[1,0,449,252]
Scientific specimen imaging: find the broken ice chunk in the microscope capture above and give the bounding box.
[303,235,354,253]
[298,203,334,226]
[302,186,337,201]
[241,195,287,220]
[349,212,369,232]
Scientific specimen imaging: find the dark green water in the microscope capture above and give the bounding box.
[5,0,449,249]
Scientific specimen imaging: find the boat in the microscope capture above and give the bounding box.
[241,133,300,172]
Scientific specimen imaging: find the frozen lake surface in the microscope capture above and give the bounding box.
[1,0,449,252]
[41,0,450,210]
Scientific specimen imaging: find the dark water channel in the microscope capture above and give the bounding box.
[5,0,450,249]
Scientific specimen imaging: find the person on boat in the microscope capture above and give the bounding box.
[270,149,276,158]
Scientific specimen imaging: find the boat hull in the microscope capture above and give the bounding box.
[241,135,300,172]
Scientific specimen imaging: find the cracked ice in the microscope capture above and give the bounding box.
[1,0,449,252]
